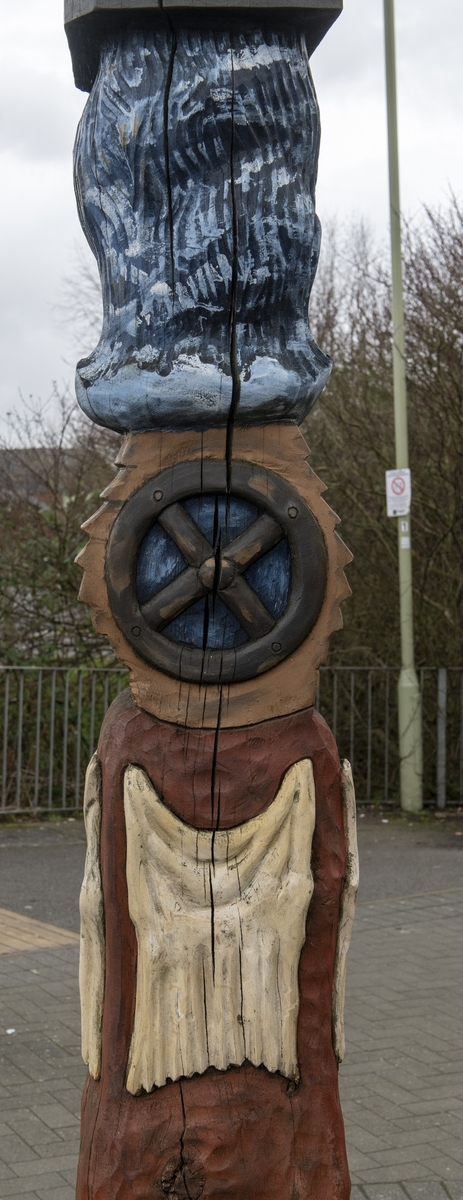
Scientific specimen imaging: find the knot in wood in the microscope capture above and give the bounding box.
[161,1155,205,1200]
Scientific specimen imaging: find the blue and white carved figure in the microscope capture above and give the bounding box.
[74,26,331,432]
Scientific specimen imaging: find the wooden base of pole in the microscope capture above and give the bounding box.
[76,690,352,1200]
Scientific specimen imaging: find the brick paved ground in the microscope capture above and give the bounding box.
[0,942,83,1199]
[0,819,461,1198]
[343,889,463,1199]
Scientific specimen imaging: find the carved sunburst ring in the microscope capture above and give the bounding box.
[76,426,352,728]
[105,461,328,685]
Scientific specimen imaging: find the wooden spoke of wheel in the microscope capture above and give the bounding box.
[223,513,283,570]
[219,575,275,638]
[140,567,208,630]
[140,501,283,639]
[158,503,212,567]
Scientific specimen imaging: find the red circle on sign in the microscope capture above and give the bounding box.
[391,476,406,496]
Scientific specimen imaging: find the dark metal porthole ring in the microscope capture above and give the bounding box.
[105,459,328,686]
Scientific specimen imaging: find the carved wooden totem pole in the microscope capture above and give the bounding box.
[65,1,359,1196]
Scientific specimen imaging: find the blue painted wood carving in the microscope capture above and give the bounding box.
[74,26,331,431]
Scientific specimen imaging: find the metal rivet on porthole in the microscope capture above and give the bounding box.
[132,626,141,637]
[288,505,298,518]
[153,489,163,501]
[272,642,282,653]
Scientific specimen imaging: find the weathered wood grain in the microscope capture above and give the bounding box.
[79,753,105,1082]
[65,3,343,94]
[68,0,355,1192]
[76,700,350,1200]
[104,457,327,682]
[73,26,330,431]
[123,759,315,1092]
[76,424,352,726]
[332,758,359,1064]
[66,0,342,14]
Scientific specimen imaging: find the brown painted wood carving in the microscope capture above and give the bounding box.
[77,425,351,728]
[66,2,359,1197]
[78,695,353,1200]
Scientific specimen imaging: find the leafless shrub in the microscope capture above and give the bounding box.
[306,198,463,668]
[0,392,120,665]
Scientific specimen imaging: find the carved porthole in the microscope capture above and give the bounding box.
[105,460,327,685]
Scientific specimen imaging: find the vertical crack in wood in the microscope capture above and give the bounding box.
[201,598,210,657]
[236,866,246,1056]
[202,959,210,1062]
[275,938,283,1054]
[208,862,216,985]
[161,5,177,318]
[200,495,221,663]
[212,541,222,602]
[213,42,238,967]
[206,489,224,876]
[209,687,223,834]
[237,912,246,1059]
[178,1081,194,1200]
[225,41,241,496]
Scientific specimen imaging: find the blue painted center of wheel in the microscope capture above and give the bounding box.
[136,494,291,650]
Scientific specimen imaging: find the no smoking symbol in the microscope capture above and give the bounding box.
[391,475,406,496]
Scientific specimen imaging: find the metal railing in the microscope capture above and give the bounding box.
[0,667,127,815]
[0,665,462,814]
[317,667,463,809]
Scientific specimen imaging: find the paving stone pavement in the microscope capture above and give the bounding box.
[0,867,461,1196]
[344,889,463,1200]
[0,942,84,1199]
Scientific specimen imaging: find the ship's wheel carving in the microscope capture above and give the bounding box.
[105,460,328,685]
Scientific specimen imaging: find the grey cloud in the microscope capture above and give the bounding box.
[0,67,85,163]
[0,0,462,421]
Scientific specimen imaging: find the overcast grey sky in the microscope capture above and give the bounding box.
[0,0,462,423]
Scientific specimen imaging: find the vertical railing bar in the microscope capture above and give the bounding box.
[437,668,447,811]
[367,670,372,804]
[33,669,43,812]
[103,672,109,716]
[332,671,338,741]
[48,670,57,811]
[75,670,83,810]
[349,672,355,774]
[420,667,426,806]
[116,670,123,696]
[384,668,390,805]
[419,667,427,806]
[15,671,24,811]
[2,672,10,809]
[89,671,97,758]
[459,672,463,805]
[62,671,70,810]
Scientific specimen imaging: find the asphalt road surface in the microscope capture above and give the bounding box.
[0,810,461,932]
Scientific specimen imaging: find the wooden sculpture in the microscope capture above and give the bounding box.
[65,1,359,1196]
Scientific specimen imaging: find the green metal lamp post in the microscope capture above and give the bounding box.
[383,0,423,812]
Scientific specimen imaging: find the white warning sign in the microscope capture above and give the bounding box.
[385,469,411,518]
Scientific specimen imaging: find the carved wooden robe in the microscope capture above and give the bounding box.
[77,693,358,1200]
